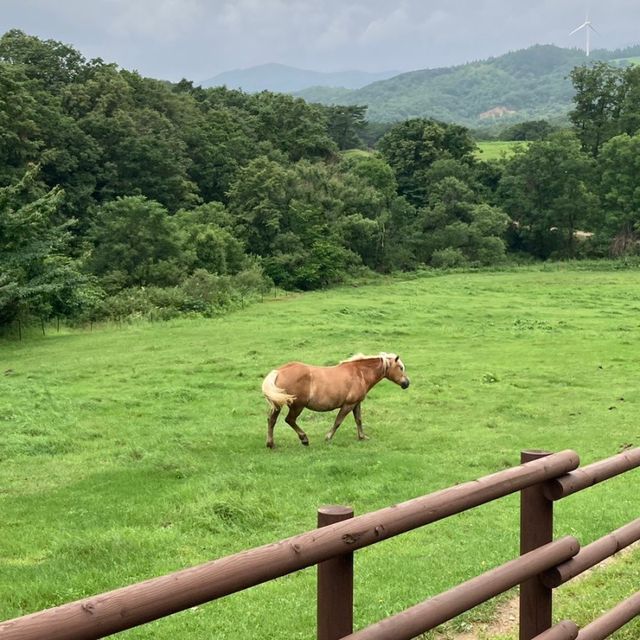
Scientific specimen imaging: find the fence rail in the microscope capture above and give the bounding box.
[543,449,640,500]
[542,518,640,588]
[340,537,580,640]
[576,591,640,640]
[0,447,638,640]
[532,621,579,640]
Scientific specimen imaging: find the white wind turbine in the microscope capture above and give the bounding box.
[570,11,597,56]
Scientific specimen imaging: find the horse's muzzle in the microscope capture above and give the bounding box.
[401,379,410,389]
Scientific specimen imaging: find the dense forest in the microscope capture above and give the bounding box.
[1,30,640,330]
[296,44,640,127]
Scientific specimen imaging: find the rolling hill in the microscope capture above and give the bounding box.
[295,44,640,127]
[200,63,399,93]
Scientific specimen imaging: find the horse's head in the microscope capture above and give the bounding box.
[382,353,410,389]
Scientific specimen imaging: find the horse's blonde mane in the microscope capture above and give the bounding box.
[340,352,398,373]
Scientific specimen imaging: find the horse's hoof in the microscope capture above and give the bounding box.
[301,439,309,446]
[358,435,370,441]
[266,442,275,449]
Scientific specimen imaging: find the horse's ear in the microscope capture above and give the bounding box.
[395,355,399,362]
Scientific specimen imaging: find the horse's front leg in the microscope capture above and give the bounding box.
[353,403,369,440]
[325,404,354,442]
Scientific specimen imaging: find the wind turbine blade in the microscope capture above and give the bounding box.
[569,23,587,35]
[588,24,599,33]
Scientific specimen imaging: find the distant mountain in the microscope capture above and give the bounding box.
[294,44,640,128]
[201,63,400,93]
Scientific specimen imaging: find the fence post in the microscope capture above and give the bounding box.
[317,505,354,640]
[520,450,554,640]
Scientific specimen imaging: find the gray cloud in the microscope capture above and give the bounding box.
[1,0,639,82]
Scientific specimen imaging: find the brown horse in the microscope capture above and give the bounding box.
[261,352,410,448]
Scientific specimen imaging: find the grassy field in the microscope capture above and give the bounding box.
[475,141,529,161]
[1,265,639,639]
[341,148,374,159]
[611,56,640,67]
[342,143,525,163]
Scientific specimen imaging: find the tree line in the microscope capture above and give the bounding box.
[1,30,640,329]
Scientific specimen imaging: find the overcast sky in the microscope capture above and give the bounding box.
[2,1,639,82]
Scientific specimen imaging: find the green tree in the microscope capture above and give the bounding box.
[0,32,101,222]
[264,238,358,290]
[0,166,95,326]
[381,196,421,271]
[377,118,476,206]
[246,92,337,161]
[0,63,40,185]
[228,157,378,288]
[0,60,102,226]
[175,202,247,274]
[499,132,597,257]
[180,105,255,204]
[570,63,625,156]
[597,133,640,254]
[501,120,557,141]
[618,65,640,137]
[412,176,509,266]
[359,121,394,149]
[227,156,291,256]
[0,29,90,91]
[324,105,367,150]
[63,66,200,212]
[416,176,509,266]
[335,154,398,268]
[87,196,187,288]
[287,158,403,273]
[340,152,397,203]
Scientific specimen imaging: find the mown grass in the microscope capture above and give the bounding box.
[1,265,639,639]
[475,141,529,161]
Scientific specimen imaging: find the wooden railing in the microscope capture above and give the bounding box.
[0,448,638,640]
[337,449,640,640]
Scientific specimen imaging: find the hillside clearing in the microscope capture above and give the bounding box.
[475,140,529,161]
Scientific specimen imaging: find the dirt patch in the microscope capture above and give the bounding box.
[441,595,518,640]
[479,106,517,119]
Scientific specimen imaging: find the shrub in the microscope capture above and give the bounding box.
[103,287,187,322]
[430,247,467,268]
[180,270,234,314]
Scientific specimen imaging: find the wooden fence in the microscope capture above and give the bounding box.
[0,448,639,640]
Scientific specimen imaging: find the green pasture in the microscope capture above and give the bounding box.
[475,141,528,161]
[611,56,640,66]
[341,148,374,159]
[1,265,639,639]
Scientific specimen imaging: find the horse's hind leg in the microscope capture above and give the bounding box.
[325,404,354,442]
[266,407,281,449]
[353,403,369,441]
[286,405,309,446]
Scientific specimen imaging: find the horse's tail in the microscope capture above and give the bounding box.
[262,370,296,411]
